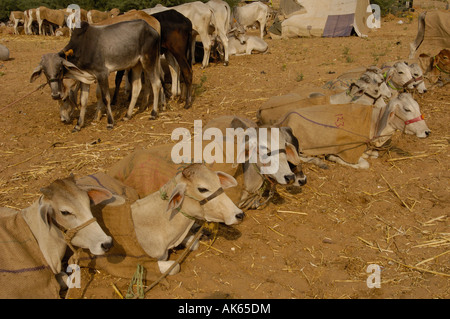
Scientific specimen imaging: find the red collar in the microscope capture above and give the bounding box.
[404,114,425,125]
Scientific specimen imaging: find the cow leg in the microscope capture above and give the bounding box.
[174,52,193,109]
[198,31,211,69]
[124,64,143,120]
[166,52,181,100]
[73,83,90,132]
[143,59,163,120]
[96,75,115,129]
[112,70,125,106]
[94,84,105,122]
[216,28,229,66]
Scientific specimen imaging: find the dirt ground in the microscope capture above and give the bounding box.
[0,8,449,299]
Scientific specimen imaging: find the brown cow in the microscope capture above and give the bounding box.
[87,8,120,24]
[36,6,66,35]
[9,11,24,35]
[418,48,450,87]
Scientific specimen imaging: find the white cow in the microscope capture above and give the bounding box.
[0,175,113,297]
[228,34,268,56]
[207,0,232,65]
[131,164,243,274]
[144,2,217,68]
[9,11,24,35]
[281,93,431,169]
[232,2,269,39]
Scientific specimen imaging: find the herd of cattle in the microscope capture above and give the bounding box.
[1,2,450,298]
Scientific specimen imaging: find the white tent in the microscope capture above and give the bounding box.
[277,0,372,38]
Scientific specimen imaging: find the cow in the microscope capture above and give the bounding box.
[9,11,24,35]
[417,48,450,87]
[258,73,391,126]
[144,2,216,68]
[24,9,37,35]
[36,6,67,36]
[86,8,120,24]
[207,0,232,66]
[111,10,194,109]
[105,163,243,275]
[0,175,113,298]
[217,34,269,56]
[277,93,431,170]
[30,20,163,131]
[382,61,421,96]
[232,2,269,39]
[409,11,450,59]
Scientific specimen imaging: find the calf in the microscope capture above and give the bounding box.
[30,20,162,131]
[0,175,113,298]
[418,48,450,87]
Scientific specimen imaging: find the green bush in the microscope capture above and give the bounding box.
[370,0,412,16]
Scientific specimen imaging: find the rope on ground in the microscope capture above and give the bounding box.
[0,83,47,113]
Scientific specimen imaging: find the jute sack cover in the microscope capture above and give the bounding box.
[276,103,373,164]
[257,94,329,125]
[108,143,244,205]
[75,173,165,281]
[0,208,60,299]
[422,11,450,55]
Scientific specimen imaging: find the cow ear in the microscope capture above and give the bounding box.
[30,64,43,83]
[285,142,300,165]
[86,188,114,206]
[62,59,96,84]
[38,196,55,229]
[216,171,238,189]
[166,183,186,218]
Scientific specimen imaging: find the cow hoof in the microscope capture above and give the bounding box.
[149,110,158,120]
[71,126,80,133]
[224,61,229,66]
[184,103,192,110]
[122,116,130,122]
[107,124,114,130]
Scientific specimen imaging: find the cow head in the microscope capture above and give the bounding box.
[165,164,244,225]
[434,48,450,74]
[385,61,416,90]
[386,93,431,138]
[30,52,95,100]
[408,63,427,93]
[38,175,113,255]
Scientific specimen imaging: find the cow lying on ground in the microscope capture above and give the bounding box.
[0,175,113,298]
[216,34,269,56]
[82,165,242,276]
[417,48,450,87]
[30,20,163,131]
[258,74,391,126]
[276,93,431,169]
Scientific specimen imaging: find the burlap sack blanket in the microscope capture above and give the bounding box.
[257,94,329,125]
[276,104,373,164]
[75,173,164,281]
[108,143,244,205]
[0,208,60,299]
[423,11,450,54]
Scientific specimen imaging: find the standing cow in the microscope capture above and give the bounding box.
[232,2,269,39]
[9,11,24,35]
[30,20,163,131]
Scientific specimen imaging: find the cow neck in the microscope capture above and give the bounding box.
[371,102,398,147]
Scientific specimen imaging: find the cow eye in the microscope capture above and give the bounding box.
[403,107,411,112]
[398,71,404,74]
[197,187,209,193]
[60,210,72,216]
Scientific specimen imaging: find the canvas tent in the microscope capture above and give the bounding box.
[270,0,372,38]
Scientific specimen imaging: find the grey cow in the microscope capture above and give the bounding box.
[30,20,163,132]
